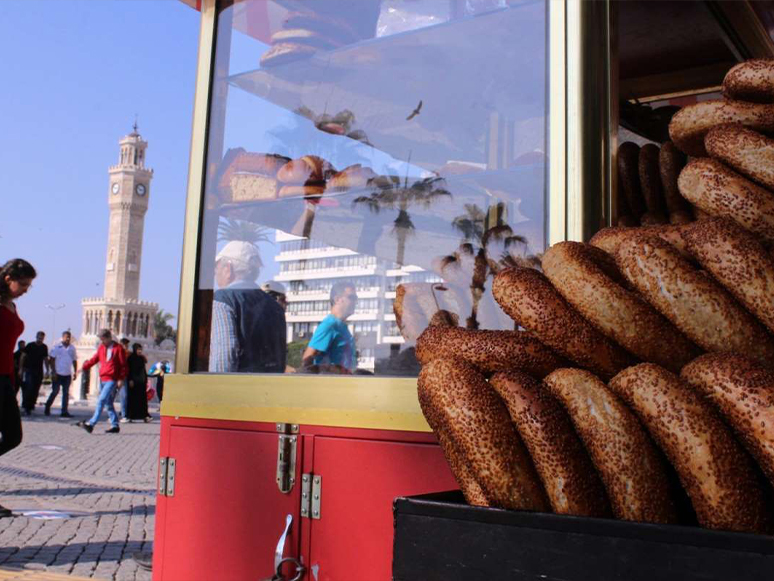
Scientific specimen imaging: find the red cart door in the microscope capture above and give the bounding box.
[156,425,302,581]
[307,436,456,581]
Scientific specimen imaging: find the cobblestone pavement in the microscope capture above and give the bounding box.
[0,399,160,580]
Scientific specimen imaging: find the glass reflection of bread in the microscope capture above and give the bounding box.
[229,173,278,202]
[326,164,378,192]
[217,149,289,203]
[277,155,335,185]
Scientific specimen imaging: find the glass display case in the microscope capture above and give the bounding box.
[190,0,550,379]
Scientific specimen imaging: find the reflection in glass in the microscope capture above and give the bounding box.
[194,0,548,376]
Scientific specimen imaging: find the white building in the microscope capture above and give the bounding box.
[273,230,441,372]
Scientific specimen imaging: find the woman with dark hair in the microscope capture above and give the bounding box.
[0,258,36,517]
[126,343,150,422]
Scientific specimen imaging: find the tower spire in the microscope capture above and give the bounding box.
[132,114,139,136]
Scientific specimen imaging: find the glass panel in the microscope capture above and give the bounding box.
[193,0,549,376]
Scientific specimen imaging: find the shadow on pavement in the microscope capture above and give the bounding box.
[5,486,155,498]
[0,539,151,567]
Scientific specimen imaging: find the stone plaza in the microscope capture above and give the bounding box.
[0,401,160,580]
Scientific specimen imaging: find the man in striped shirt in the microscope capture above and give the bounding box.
[208,241,286,373]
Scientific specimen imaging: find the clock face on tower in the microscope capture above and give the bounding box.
[135,184,146,196]
[111,183,120,195]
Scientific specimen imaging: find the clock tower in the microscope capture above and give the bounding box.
[76,125,174,400]
[105,124,153,301]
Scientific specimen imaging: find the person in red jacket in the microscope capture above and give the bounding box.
[77,329,127,434]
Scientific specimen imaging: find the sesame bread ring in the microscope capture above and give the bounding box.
[658,141,692,220]
[434,428,489,506]
[668,99,774,157]
[705,123,774,191]
[618,142,646,218]
[417,359,549,511]
[681,353,774,488]
[543,368,677,524]
[722,59,774,103]
[422,401,490,507]
[415,325,567,378]
[615,234,774,366]
[589,224,693,260]
[677,158,774,244]
[492,268,632,379]
[542,242,700,372]
[683,218,774,334]
[639,144,667,222]
[610,364,772,533]
[490,370,611,517]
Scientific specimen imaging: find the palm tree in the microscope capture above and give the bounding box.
[217,218,273,245]
[154,310,176,346]
[444,203,531,329]
[353,176,452,266]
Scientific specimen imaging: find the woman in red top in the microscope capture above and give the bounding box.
[0,258,36,517]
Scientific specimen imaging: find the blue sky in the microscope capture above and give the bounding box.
[0,0,200,343]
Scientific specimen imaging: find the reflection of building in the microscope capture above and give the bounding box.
[274,231,441,371]
[75,127,174,396]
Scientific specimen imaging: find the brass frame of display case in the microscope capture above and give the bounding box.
[166,0,596,428]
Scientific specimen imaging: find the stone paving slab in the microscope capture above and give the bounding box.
[0,402,160,581]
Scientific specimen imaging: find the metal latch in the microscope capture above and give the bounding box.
[300,473,322,520]
[159,457,176,497]
[276,423,299,494]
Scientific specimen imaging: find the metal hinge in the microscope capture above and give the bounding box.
[276,423,299,494]
[300,473,322,520]
[159,457,176,497]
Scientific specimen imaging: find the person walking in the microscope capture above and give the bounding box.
[124,343,149,423]
[117,337,131,420]
[20,331,48,415]
[149,360,170,402]
[0,258,36,517]
[77,329,127,434]
[302,281,358,374]
[45,330,77,418]
[12,340,25,394]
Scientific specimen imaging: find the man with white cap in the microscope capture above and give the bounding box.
[209,241,286,373]
[260,280,287,311]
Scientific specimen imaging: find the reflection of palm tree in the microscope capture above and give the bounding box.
[353,177,452,266]
[444,203,530,329]
[217,217,273,245]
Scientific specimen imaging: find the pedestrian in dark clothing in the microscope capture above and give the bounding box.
[12,341,25,394]
[77,329,127,434]
[118,337,131,421]
[0,258,36,517]
[20,331,47,415]
[208,241,286,373]
[126,343,149,422]
[148,360,169,402]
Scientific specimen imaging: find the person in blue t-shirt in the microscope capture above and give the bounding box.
[302,281,358,374]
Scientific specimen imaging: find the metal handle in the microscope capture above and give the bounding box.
[274,557,305,581]
[274,514,293,572]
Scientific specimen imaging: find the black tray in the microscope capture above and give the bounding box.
[393,491,774,581]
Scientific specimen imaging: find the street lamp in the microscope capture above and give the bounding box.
[45,303,65,342]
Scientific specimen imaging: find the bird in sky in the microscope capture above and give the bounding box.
[406,100,423,121]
